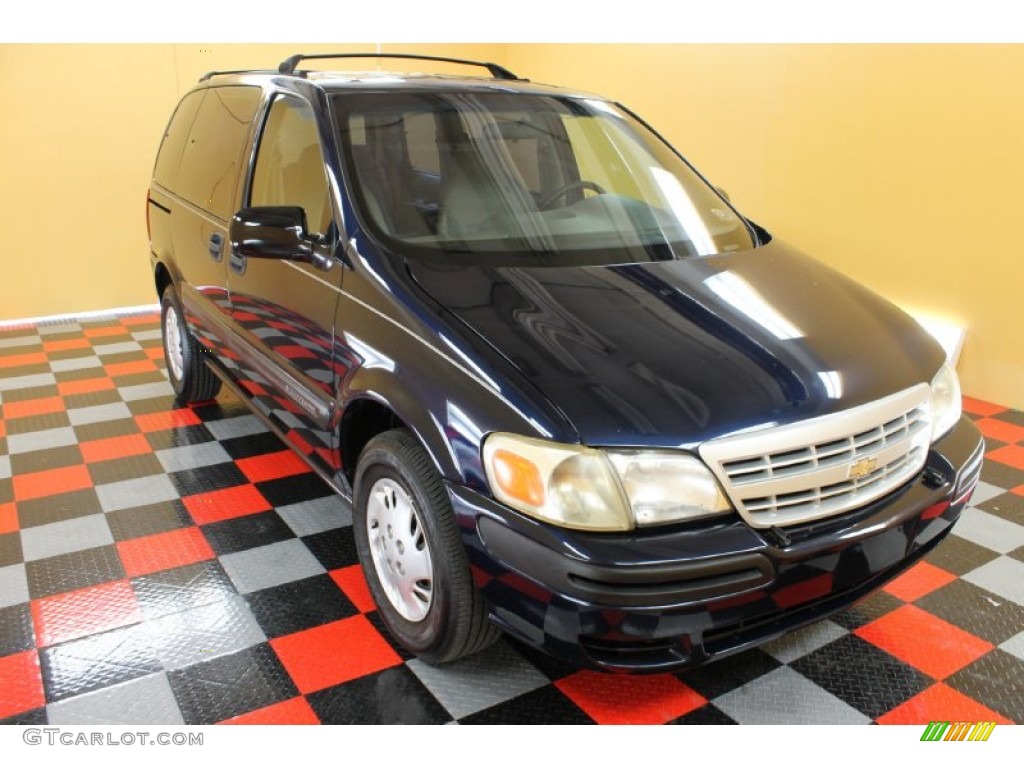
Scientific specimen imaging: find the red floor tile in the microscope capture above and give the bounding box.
[3,396,66,420]
[117,527,216,578]
[235,450,310,484]
[854,604,993,679]
[0,650,45,720]
[986,444,1024,471]
[1014,484,1024,498]
[555,670,707,724]
[974,417,1024,445]
[43,337,91,352]
[144,346,165,361]
[12,464,93,502]
[882,561,957,603]
[32,580,142,647]
[330,565,376,613]
[57,377,116,396]
[271,615,402,694]
[0,503,17,535]
[80,433,154,464]
[0,419,5,439]
[84,325,127,339]
[876,682,1013,725]
[0,351,47,369]
[105,360,158,377]
[120,314,159,326]
[182,484,271,525]
[961,396,1006,418]
[219,696,320,725]
[135,409,201,433]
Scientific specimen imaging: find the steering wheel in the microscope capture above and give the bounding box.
[538,179,607,210]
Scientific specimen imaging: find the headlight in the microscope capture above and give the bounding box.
[482,433,732,531]
[930,362,962,442]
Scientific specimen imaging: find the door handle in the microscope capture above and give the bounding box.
[208,233,224,261]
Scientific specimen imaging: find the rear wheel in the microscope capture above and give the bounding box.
[160,285,221,404]
[353,428,499,664]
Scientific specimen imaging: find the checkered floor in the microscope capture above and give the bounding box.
[0,310,1021,725]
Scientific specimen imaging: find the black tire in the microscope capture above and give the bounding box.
[353,428,499,664]
[160,284,221,404]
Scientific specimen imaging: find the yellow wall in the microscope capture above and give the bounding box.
[0,44,1020,408]
[506,44,1024,409]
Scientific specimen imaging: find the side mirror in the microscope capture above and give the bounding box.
[230,206,315,262]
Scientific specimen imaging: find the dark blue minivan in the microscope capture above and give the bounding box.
[147,54,985,671]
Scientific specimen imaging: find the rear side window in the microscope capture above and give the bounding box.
[175,86,262,219]
[152,90,203,191]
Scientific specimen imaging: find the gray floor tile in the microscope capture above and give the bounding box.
[0,455,9,480]
[96,475,179,514]
[953,508,1024,554]
[118,381,175,402]
[0,564,29,609]
[0,372,56,391]
[155,442,232,474]
[969,481,1006,506]
[67,402,133,427]
[131,329,163,342]
[1001,631,1024,662]
[219,538,325,594]
[205,414,267,441]
[407,640,549,719]
[761,620,848,664]
[20,515,114,562]
[93,341,143,356]
[5,426,79,455]
[714,667,871,724]
[0,335,40,349]
[963,556,1024,606]
[50,355,102,373]
[47,673,184,725]
[277,495,351,537]
[37,322,81,336]
[143,596,266,671]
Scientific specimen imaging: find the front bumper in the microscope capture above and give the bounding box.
[450,416,985,672]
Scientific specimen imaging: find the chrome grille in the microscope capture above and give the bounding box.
[700,384,932,528]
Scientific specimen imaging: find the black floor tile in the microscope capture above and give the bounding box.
[143,424,215,451]
[124,396,180,416]
[460,683,594,724]
[106,501,193,542]
[0,603,36,656]
[678,647,782,700]
[996,409,1024,427]
[219,432,286,460]
[301,526,359,571]
[976,492,1024,525]
[507,637,585,682]
[5,413,72,436]
[39,624,161,702]
[168,643,298,724]
[25,545,126,599]
[670,702,738,725]
[87,454,166,487]
[925,533,1003,576]
[1009,546,1024,564]
[307,666,449,724]
[71,418,139,443]
[201,510,295,557]
[53,368,108,383]
[980,460,1024,492]
[1,385,58,402]
[168,463,249,497]
[944,649,1024,723]
[10,445,84,476]
[0,707,48,725]
[790,634,932,719]
[0,532,24,568]
[245,574,357,639]
[831,590,905,631]
[113,372,167,388]
[0,478,11,505]
[16,488,104,529]
[64,389,122,411]
[131,561,238,621]
[915,579,1024,645]
[256,473,332,508]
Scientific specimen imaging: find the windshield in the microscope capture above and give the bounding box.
[333,91,756,265]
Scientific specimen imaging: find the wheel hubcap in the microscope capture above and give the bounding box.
[366,478,433,622]
[164,304,185,382]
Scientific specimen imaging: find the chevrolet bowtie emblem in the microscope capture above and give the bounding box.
[848,456,878,480]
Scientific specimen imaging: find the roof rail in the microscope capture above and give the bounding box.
[277,53,522,81]
[198,68,278,83]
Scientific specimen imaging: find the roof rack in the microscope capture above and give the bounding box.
[198,68,278,83]
[277,53,522,81]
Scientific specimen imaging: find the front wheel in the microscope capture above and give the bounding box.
[161,285,221,404]
[353,429,499,664]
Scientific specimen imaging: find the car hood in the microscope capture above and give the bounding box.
[406,240,946,447]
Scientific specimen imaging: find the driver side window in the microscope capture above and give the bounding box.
[251,95,332,236]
